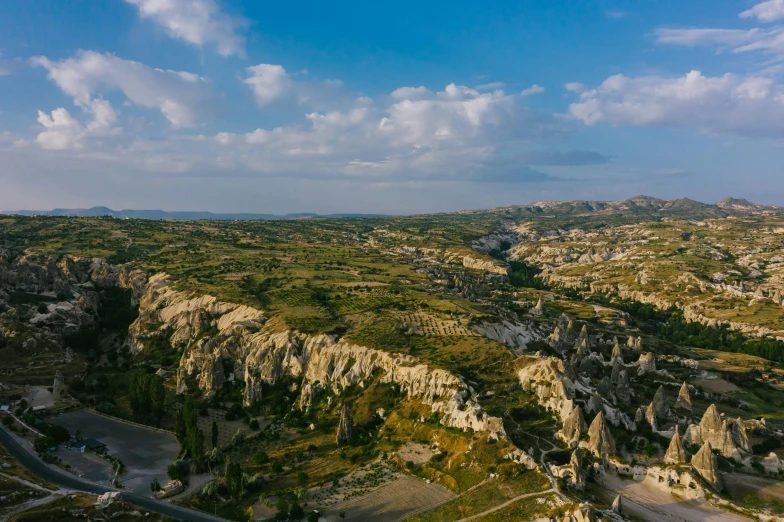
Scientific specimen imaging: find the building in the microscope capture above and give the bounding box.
[0,405,9,415]
[80,438,106,452]
[155,480,183,499]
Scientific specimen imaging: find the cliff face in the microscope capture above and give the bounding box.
[127,273,506,439]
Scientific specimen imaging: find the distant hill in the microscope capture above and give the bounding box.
[0,207,386,220]
[2,196,779,221]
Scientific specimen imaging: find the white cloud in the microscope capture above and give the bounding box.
[124,0,246,57]
[476,82,506,91]
[565,82,585,93]
[569,70,784,135]
[655,26,784,55]
[35,99,119,150]
[390,86,430,99]
[741,0,784,22]
[33,51,214,128]
[521,84,545,96]
[212,82,566,182]
[243,64,351,110]
[243,64,290,107]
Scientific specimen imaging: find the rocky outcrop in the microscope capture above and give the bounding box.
[674,382,691,413]
[637,352,656,373]
[587,412,615,459]
[529,297,544,316]
[560,405,587,447]
[518,357,575,421]
[130,274,506,439]
[52,370,66,402]
[611,495,623,516]
[474,320,545,353]
[569,449,586,490]
[685,404,745,459]
[337,403,354,444]
[664,432,688,464]
[692,441,722,491]
[651,385,669,423]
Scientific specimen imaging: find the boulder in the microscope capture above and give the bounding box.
[692,441,722,491]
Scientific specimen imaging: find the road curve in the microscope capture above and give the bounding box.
[0,426,227,522]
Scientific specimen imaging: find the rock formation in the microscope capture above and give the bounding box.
[664,432,688,464]
[529,297,544,316]
[587,412,615,459]
[611,495,623,516]
[336,403,354,444]
[586,392,603,415]
[730,417,751,453]
[674,382,691,413]
[637,352,656,373]
[610,359,623,384]
[692,441,722,491]
[651,385,669,423]
[52,370,65,402]
[518,357,575,421]
[569,449,586,490]
[561,405,588,447]
[243,366,262,407]
[610,343,623,363]
[131,274,506,438]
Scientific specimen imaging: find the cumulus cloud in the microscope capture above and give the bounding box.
[33,51,215,128]
[35,99,119,150]
[565,82,585,93]
[215,82,566,182]
[569,70,784,135]
[740,0,784,22]
[124,0,247,57]
[243,64,348,109]
[521,84,545,96]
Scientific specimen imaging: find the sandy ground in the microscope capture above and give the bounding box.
[723,473,784,503]
[53,410,179,492]
[322,474,455,522]
[694,378,740,394]
[601,474,751,522]
[396,442,434,466]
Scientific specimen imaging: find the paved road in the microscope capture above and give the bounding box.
[0,426,226,522]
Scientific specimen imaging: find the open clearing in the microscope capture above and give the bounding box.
[52,409,179,492]
[396,442,434,466]
[322,474,455,522]
[601,474,751,522]
[723,473,784,503]
[694,377,740,394]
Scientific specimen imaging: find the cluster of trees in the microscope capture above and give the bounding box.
[600,297,784,363]
[507,261,548,290]
[175,397,205,467]
[129,372,166,424]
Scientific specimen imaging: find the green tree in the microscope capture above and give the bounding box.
[167,463,180,481]
[252,451,269,465]
[224,460,244,500]
[150,478,161,493]
[289,503,305,520]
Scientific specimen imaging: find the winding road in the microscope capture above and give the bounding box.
[0,426,227,522]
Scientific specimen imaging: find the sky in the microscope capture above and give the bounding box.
[2,0,784,214]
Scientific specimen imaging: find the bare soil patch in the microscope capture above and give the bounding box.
[396,442,434,466]
[323,474,455,522]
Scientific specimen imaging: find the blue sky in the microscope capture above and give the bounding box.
[1,0,784,213]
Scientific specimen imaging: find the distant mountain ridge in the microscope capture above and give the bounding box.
[0,207,386,220]
[2,196,779,221]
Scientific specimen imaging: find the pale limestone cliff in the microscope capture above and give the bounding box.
[129,273,506,439]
